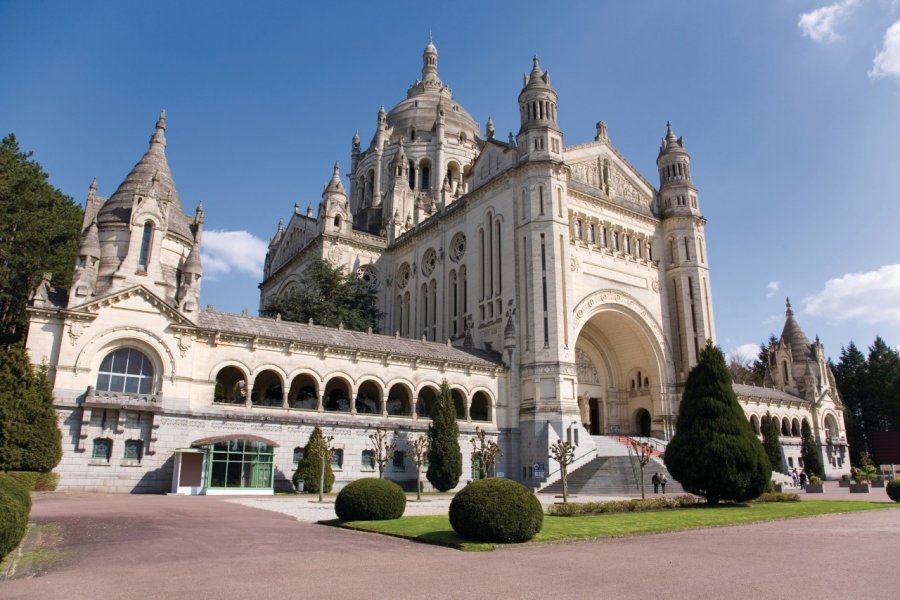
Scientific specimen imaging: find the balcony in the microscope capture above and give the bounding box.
[83,386,162,412]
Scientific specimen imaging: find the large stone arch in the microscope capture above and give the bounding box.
[572,291,674,439]
[75,326,177,389]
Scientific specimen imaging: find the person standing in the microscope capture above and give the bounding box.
[660,473,667,494]
[799,471,808,490]
[652,472,660,494]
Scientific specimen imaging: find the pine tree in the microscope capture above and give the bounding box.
[426,381,461,492]
[0,135,83,346]
[292,425,334,494]
[832,342,867,462]
[800,419,824,478]
[761,412,783,472]
[0,345,62,472]
[663,343,770,504]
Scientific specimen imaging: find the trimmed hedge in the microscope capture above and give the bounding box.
[449,478,543,543]
[548,495,700,517]
[334,478,406,521]
[751,492,801,503]
[887,480,900,503]
[2,471,58,492]
[0,473,32,561]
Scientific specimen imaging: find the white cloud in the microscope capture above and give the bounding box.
[766,281,780,297]
[726,343,760,367]
[870,18,900,80]
[798,0,860,43]
[200,230,268,280]
[802,264,900,325]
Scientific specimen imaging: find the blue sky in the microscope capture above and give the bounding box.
[2,0,899,363]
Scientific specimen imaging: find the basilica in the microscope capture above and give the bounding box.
[25,40,850,494]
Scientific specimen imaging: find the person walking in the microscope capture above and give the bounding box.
[652,472,660,494]
[799,471,808,490]
[660,473,667,494]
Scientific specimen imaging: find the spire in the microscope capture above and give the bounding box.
[780,296,814,361]
[486,116,495,139]
[88,177,97,200]
[150,110,167,149]
[352,129,360,147]
[785,297,793,318]
[306,203,314,218]
[659,121,686,155]
[182,238,202,274]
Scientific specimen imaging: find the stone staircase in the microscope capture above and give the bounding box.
[540,435,684,497]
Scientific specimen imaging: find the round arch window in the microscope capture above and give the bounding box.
[96,348,154,394]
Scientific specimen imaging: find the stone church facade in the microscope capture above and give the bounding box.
[25,40,849,494]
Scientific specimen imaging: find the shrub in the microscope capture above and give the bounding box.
[449,478,543,543]
[547,495,699,517]
[0,473,32,560]
[293,426,334,494]
[800,420,825,479]
[808,475,823,486]
[664,343,770,504]
[886,480,900,503]
[752,492,801,503]
[334,478,406,521]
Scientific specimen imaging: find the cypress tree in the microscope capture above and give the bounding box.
[664,343,770,504]
[761,412,783,472]
[292,425,334,494]
[0,345,62,472]
[800,420,825,478]
[426,381,462,492]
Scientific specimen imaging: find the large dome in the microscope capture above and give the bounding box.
[382,40,480,144]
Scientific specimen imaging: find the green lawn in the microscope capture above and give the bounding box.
[326,500,897,551]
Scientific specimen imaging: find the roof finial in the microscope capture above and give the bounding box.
[150,110,167,149]
[786,297,793,317]
[88,178,97,199]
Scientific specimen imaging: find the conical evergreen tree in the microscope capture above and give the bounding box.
[664,343,770,503]
[0,345,62,472]
[426,381,462,492]
[800,420,825,478]
[761,412,783,472]
[292,425,334,494]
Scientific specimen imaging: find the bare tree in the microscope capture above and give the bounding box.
[549,440,576,503]
[368,427,397,479]
[411,434,430,501]
[308,431,334,502]
[470,427,502,479]
[629,438,655,500]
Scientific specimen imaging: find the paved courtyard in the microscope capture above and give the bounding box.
[2,491,898,599]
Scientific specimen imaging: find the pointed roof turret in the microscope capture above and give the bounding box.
[659,121,687,156]
[780,297,814,361]
[523,55,552,90]
[182,239,202,275]
[323,162,346,196]
[97,110,193,241]
[77,219,101,259]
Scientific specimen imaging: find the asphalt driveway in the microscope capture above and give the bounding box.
[3,492,898,600]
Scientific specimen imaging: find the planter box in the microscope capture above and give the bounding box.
[838,480,851,488]
[871,480,885,488]
[805,484,824,493]
[849,483,870,493]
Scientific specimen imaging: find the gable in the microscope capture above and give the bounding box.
[71,286,196,328]
[470,141,514,190]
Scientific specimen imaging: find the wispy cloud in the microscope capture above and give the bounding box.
[870,18,900,80]
[201,230,268,280]
[726,343,760,367]
[803,264,900,325]
[798,0,860,43]
[766,281,780,298]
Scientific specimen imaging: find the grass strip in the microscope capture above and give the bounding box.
[325,500,896,551]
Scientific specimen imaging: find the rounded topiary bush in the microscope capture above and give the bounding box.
[449,478,543,543]
[887,480,900,503]
[334,478,407,521]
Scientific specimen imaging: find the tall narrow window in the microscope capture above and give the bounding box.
[684,237,691,261]
[538,186,544,215]
[495,219,502,294]
[138,222,153,269]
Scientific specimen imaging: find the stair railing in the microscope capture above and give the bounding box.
[625,444,640,488]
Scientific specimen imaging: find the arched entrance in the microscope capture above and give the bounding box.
[574,300,669,439]
[635,408,652,437]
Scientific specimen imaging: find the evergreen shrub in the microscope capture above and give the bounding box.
[426,382,461,492]
[293,426,334,494]
[449,478,543,543]
[334,478,406,521]
[886,480,900,503]
[0,473,32,560]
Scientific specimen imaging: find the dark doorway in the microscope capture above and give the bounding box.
[589,398,601,435]
[637,409,652,437]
